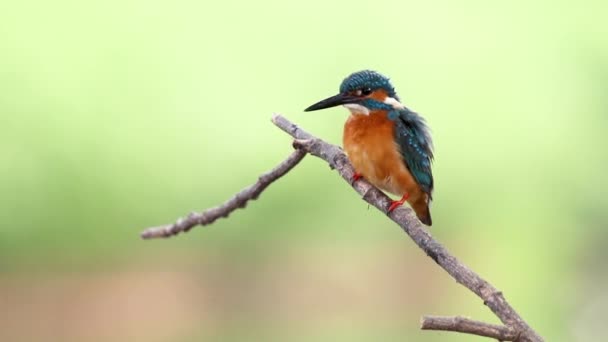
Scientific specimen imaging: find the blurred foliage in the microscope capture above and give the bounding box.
[0,0,607,341]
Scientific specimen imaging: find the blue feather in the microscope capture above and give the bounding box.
[340,70,399,100]
[389,108,434,195]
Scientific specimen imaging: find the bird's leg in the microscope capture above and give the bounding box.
[351,172,363,185]
[388,193,410,213]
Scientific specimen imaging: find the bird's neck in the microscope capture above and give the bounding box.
[346,110,392,127]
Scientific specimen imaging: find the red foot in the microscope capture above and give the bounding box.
[388,193,410,212]
[351,172,363,185]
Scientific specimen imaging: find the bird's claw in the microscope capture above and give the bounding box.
[388,193,410,213]
[387,201,402,213]
[351,172,363,185]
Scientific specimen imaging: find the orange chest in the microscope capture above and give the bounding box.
[342,112,408,193]
[343,112,395,152]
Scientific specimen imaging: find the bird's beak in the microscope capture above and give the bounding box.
[304,93,359,112]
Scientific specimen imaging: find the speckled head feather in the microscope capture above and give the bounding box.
[339,70,399,100]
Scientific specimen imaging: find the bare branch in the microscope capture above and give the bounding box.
[421,315,519,341]
[271,114,543,342]
[140,113,544,342]
[140,148,306,239]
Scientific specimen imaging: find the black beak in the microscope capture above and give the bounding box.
[304,93,359,112]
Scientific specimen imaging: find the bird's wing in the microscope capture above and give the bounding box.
[390,109,434,195]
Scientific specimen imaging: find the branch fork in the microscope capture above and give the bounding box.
[140,114,543,342]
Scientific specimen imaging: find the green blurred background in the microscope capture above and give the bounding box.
[1,0,606,341]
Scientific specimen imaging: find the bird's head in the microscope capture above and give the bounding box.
[305,70,404,115]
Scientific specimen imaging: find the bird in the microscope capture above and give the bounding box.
[305,70,434,226]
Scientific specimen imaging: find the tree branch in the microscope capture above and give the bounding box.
[140,114,544,342]
[421,315,519,341]
[140,148,306,239]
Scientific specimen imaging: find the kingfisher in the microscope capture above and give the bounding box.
[305,70,434,226]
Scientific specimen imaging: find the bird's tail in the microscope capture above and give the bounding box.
[412,197,432,226]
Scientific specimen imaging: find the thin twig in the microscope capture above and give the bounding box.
[140,148,306,239]
[421,315,519,341]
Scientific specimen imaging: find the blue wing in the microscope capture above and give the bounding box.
[389,108,434,195]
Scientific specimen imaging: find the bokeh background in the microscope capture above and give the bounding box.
[1,0,607,341]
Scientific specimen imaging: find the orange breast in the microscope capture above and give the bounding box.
[343,111,424,203]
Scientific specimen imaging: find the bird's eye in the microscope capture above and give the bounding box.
[354,88,372,96]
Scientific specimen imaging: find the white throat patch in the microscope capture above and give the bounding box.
[343,103,370,115]
[384,96,405,109]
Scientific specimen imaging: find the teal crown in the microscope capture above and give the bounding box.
[339,70,399,101]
